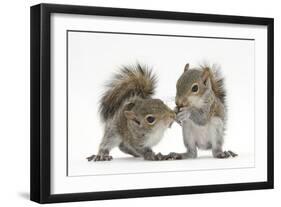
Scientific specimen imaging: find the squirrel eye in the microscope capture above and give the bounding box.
[191,84,199,93]
[146,115,155,124]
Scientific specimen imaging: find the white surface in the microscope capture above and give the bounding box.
[51,11,267,194]
[0,0,280,207]
[70,154,253,176]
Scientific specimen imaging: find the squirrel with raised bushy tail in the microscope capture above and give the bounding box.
[87,64,179,161]
[174,63,237,159]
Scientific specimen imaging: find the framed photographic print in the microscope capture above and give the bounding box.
[30,3,274,203]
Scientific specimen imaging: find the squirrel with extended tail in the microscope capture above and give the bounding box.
[87,64,179,161]
[174,63,237,159]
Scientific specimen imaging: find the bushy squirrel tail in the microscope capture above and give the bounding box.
[99,63,157,121]
[200,64,226,104]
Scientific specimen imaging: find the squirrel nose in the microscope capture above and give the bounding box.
[176,98,186,108]
[177,104,183,109]
[175,102,184,112]
[169,111,176,119]
[176,98,188,110]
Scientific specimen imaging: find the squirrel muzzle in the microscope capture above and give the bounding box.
[175,97,190,112]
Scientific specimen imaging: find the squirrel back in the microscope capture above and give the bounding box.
[99,63,157,121]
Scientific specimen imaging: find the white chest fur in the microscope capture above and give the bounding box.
[182,117,224,149]
[144,124,166,147]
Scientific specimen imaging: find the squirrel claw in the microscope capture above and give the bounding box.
[144,152,166,161]
[87,154,113,161]
[215,150,238,159]
[175,119,182,126]
[215,151,231,159]
[86,155,95,161]
[165,152,182,160]
[144,151,156,161]
[155,153,164,160]
[227,150,238,157]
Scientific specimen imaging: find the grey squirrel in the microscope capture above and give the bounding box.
[174,63,237,159]
[87,63,180,161]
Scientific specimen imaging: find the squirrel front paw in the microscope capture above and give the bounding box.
[86,154,113,161]
[144,152,182,161]
[175,108,191,123]
[164,152,182,160]
[144,152,166,161]
[144,151,158,161]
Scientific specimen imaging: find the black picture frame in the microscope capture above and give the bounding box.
[30,3,274,204]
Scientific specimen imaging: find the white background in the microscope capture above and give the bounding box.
[51,13,267,194]
[68,31,255,176]
[0,0,279,206]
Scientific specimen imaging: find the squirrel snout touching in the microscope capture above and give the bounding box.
[175,97,189,112]
[170,112,176,119]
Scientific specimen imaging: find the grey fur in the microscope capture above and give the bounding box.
[175,64,237,159]
[119,142,140,157]
[87,64,179,162]
[99,63,156,121]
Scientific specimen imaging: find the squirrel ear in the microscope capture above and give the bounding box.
[124,102,135,110]
[201,68,210,85]
[124,111,141,125]
[124,111,136,120]
[184,63,190,72]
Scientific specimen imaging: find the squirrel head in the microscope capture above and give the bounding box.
[175,63,212,110]
[123,98,176,131]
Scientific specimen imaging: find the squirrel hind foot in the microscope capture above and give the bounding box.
[214,151,230,159]
[214,150,237,159]
[227,150,238,157]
